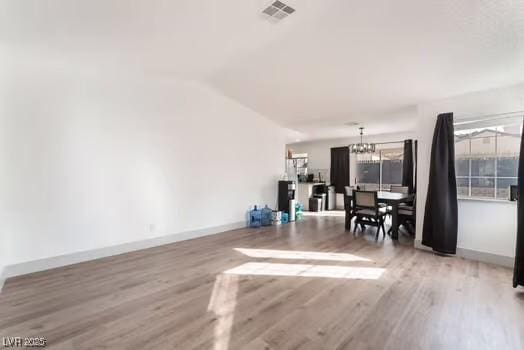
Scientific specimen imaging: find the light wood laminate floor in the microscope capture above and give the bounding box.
[1,216,523,349]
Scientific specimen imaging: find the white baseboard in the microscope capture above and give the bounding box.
[414,239,514,268]
[0,221,246,286]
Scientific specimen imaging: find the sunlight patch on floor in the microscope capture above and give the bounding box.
[208,274,239,350]
[224,262,384,280]
[234,248,371,262]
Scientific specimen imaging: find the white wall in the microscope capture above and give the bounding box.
[0,70,287,268]
[456,200,517,258]
[416,83,524,260]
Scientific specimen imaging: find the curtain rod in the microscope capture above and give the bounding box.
[454,110,524,124]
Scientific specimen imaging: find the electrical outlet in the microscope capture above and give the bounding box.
[148,224,156,233]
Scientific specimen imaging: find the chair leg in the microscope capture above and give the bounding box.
[373,217,380,240]
[353,219,358,233]
[381,221,386,239]
[388,215,398,236]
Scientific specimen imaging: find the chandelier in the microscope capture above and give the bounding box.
[350,127,376,153]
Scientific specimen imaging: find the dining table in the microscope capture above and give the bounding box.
[344,191,415,240]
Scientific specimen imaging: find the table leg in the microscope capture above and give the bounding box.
[345,210,352,230]
[344,196,353,230]
[391,202,399,240]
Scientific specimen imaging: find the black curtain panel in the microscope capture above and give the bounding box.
[513,117,524,287]
[414,140,418,193]
[422,113,458,254]
[330,147,350,194]
[402,139,414,193]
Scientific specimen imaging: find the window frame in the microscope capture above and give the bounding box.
[355,145,403,190]
[455,127,519,201]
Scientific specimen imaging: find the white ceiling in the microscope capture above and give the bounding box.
[2,0,524,141]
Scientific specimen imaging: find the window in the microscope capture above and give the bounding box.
[356,145,403,190]
[454,117,522,200]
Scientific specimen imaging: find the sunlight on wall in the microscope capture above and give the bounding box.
[224,262,384,280]
[234,248,372,262]
[208,274,239,350]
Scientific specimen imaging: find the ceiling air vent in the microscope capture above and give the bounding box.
[262,1,295,21]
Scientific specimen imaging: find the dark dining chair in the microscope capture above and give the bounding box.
[360,184,380,191]
[344,186,355,211]
[388,197,416,236]
[390,185,415,210]
[390,185,409,194]
[344,186,354,229]
[352,190,387,240]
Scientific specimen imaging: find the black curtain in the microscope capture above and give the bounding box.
[414,140,418,193]
[513,117,524,287]
[402,139,414,193]
[422,113,458,254]
[330,147,350,194]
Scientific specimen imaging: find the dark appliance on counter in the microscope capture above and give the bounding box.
[278,180,296,214]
